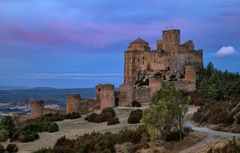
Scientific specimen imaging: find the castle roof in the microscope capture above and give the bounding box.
[130,37,148,44]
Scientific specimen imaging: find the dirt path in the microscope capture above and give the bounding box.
[180,106,240,153]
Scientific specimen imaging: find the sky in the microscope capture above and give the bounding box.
[0,0,239,88]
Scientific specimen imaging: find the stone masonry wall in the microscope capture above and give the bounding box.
[66,94,81,114]
[30,100,44,119]
[96,84,115,110]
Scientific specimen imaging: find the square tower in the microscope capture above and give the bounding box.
[162,29,180,53]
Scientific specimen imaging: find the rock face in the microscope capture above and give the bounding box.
[118,29,203,106]
[30,100,44,119]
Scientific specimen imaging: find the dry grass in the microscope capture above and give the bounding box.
[2,107,139,153]
[138,132,207,153]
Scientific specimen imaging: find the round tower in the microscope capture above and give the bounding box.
[66,94,81,114]
[96,84,115,110]
[30,100,44,119]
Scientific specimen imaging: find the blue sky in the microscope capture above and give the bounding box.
[0,0,239,88]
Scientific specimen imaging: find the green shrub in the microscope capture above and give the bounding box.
[51,146,75,153]
[107,117,120,125]
[87,110,115,123]
[35,125,150,153]
[34,148,49,153]
[48,123,59,133]
[42,114,65,122]
[132,100,141,107]
[0,129,9,142]
[18,131,39,142]
[0,116,16,138]
[127,109,142,124]
[65,112,81,120]
[6,144,18,153]
[0,144,4,153]
[86,113,97,122]
[101,107,116,117]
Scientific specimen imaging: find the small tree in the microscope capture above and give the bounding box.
[143,82,190,141]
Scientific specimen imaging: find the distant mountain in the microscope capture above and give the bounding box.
[0,88,95,106]
[0,86,32,90]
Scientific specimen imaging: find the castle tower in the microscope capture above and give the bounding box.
[127,37,150,52]
[162,29,180,53]
[96,84,115,110]
[30,100,44,119]
[66,94,81,114]
[124,37,150,83]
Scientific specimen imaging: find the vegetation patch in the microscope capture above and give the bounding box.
[143,82,190,141]
[34,125,149,153]
[0,144,19,153]
[131,100,142,107]
[193,63,240,130]
[0,112,77,142]
[107,117,120,126]
[208,137,240,153]
[127,109,142,124]
[86,107,116,123]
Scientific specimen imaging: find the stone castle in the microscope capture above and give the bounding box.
[30,29,203,119]
[95,29,203,109]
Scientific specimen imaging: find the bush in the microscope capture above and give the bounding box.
[101,107,116,117]
[18,131,39,142]
[86,113,97,122]
[51,146,75,153]
[163,127,192,142]
[132,100,141,107]
[128,109,142,124]
[107,117,120,125]
[48,123,59,133]
[65,112,81,120]
[35,125,150,153]
[34,148,49,153]
[94,113,110,123]
[6,144,18,153]
[0,144,4,153]
[0,129,9,142]
[86,108,116,123]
